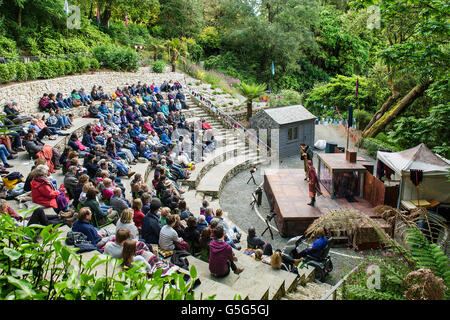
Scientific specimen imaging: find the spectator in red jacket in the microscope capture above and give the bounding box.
[132,198,145,230]
[30,165,60,212]
[208,226,244,277]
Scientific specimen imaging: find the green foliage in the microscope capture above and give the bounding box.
[24,61,40,80]
[92,45,140,71]
[406,228,450,296]
[269,89,304,108]
[152,60,166,73]
[102,21,150,47]
[343,252,409,300]
[197,26,220,56]
[305,75,384,115]
[383,99,450,159]
[204,52,257,84]
[89,58,100,71]
[354,109,372,130]
[13,62,27,81]
[0,214,206,300]
[0,36,19,60]
[187,42,204,62]
[38,59,57,79]
[73,56,91,73]
[315,5,371,76]
[361,137,402,158]
[0,63,16,84]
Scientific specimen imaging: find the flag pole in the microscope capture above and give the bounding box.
[356,78,360,154]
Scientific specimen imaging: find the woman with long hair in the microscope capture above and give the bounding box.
[121,239,179,277]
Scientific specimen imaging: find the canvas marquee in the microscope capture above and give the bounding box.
[376,143,450,205]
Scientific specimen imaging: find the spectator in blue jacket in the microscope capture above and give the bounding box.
[72,207,109,247]
[98,101,111,115]
[296,234,328,259]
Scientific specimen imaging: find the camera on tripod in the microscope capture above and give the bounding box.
[266,212,276,221]
[247,166,257,185]
[250,186,263,208]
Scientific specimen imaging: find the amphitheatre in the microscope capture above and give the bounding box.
[0,65,448,302]
[0,66,336,299]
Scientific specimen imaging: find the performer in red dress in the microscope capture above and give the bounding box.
[307,160,321,207]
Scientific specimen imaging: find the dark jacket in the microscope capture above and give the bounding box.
[23,139,44,154]
[247,235,266,250]
[183,226,200,245]
[72,219,101,245]
[63,172,78,197]
[141,212,161,245]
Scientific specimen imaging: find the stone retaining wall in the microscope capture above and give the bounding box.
[0,67,187,115]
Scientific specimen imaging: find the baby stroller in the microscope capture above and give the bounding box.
[282,235,334,282]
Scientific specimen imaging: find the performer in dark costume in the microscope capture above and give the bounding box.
[307,160,321,207]
[300,144,313,181]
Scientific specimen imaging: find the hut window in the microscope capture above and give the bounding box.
[288,127,298,140]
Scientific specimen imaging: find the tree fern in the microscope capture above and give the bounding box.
[406,228,450,292]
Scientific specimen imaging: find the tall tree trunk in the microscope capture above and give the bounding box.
[89,2,93,20]
[364,79,401,132]
[101,6,112,27]
[171,56,176,72]
[18,7,22,28]
[362,81,432,139]
[246,100,253,121]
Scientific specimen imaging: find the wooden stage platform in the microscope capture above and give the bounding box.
[264,169,379,237]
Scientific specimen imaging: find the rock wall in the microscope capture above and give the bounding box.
[0,67,187,115]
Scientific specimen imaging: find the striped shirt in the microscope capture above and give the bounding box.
[159,225,182,251]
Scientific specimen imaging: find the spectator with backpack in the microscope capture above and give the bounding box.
[72,207,112,247]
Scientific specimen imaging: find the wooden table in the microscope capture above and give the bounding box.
[401,200,431,210]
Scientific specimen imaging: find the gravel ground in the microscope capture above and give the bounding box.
[219,124,380,285]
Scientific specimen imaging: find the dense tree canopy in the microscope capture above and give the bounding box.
[0,0,448,157]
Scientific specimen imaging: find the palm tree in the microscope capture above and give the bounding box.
[147,38,166,62]
[238,82,267,121]
[165,38,188,72]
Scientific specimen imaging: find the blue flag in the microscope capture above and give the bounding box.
[271,61,275,75]
[64,0,69,14]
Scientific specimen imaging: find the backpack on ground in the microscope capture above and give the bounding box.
[65,231,88,246]
[170,250,190,270]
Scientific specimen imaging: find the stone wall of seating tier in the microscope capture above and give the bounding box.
[0,67,188,116]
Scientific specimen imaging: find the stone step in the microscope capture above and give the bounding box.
[196,154,264,198]
[45,117,97,151]
[182,143,245,188]
[176,268,248,300]
[285,281,335,300]
[186,255,276,300]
